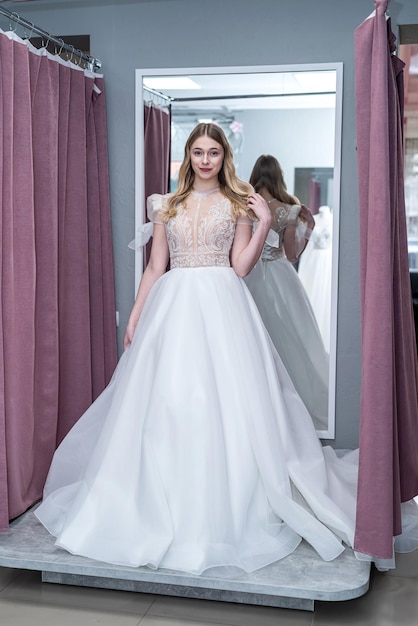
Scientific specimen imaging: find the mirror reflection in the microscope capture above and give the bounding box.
[244,154,329,432]
[135,64,343,438]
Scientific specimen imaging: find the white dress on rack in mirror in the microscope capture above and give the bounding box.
[298,205,333,352]
[244,203,329,432]
[34,189,410,575]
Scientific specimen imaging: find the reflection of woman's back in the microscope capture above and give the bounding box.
[244,155,329,431]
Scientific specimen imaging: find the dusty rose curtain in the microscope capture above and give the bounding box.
[0,32,117,529]
[308,178,321,215]
[143,103,171,265]
[354,0,418,559]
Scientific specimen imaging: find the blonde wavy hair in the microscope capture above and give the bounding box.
[162,123,253,221]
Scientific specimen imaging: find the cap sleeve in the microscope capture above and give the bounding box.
[128,193,166,251]
[237,213,252,226]
[147,193,165,224]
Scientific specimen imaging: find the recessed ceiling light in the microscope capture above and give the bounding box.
[291,71,337,92]
[144,77,201,90]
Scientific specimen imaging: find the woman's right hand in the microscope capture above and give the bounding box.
[246,193,272,227]
[299,204,315,229]
[123,321,137,350]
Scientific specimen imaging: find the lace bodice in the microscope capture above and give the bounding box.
[147,190,251,269]
[261,203,301,261]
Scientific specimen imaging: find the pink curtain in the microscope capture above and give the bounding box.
[0,32,117,529]
[354,0,418,559]
[143,103,171,265]
[308,178,321,215]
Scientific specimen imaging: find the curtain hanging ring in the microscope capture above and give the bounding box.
[53,37,62,56]
[10,12,20,32]
[26,21,35,41]
[58,38,65,56]
[75,48,83,66]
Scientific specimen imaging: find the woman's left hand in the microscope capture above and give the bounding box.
[247,193,272,227]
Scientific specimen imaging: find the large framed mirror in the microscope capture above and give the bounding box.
[135,63,343,439]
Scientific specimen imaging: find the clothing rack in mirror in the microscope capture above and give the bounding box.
[0,5,101,72]
[143,85,173,102]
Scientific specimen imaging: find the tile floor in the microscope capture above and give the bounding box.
[0,550,417,625]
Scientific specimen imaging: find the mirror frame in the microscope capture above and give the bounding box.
[135,63,343,439]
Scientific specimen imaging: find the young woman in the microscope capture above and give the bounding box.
[244,154,330,431]
[35,124,362,575]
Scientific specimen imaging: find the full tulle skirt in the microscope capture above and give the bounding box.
[298,244,333,352]
[35,266,359,575]
[245,258,329,432]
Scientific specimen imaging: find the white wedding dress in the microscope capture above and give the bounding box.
[35,189,362,575]
[244,203,329,432]
[298,206,333,352]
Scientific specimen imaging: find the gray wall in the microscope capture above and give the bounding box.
[9,0,418,448]
[235,108,336,184]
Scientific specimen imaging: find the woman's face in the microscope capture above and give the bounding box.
[189,135,224,185]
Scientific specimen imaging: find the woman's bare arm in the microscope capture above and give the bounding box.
[123,224,169,349]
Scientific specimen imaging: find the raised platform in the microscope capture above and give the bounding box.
[0,507,371,611]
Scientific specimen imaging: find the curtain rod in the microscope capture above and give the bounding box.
[172,91,336,103]
[0,5,101,72]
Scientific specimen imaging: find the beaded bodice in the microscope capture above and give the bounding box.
[147,190,251,269]
[261,203,301,261]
